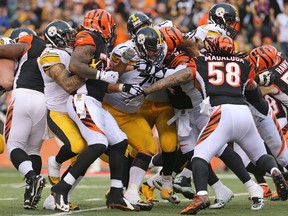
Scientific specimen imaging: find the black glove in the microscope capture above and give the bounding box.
[136,59,166,79]
[255,71,275,86]
[121,84,144,96]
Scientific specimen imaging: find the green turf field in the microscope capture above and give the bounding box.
[0,167,287,216]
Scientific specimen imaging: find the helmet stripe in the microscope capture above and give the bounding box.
[131,14,137,22]
[153,27,162,44]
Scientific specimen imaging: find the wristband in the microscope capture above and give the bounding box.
[96,70,101,80]
[118,83,124,92]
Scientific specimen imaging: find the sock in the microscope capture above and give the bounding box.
[29,155,42,175]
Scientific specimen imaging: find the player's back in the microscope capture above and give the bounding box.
[192,55,253,106]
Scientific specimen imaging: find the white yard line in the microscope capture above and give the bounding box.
[14,192,250,216]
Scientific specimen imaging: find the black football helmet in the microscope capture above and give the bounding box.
[208,3,240,39]
[127,12,152,39]
[44,20,76,52]
[9,27,37,42]
[134,26,165,64]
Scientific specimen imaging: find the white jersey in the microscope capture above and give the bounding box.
[193,23,227,42]
[38,47,71,113]
[105,39,168,112]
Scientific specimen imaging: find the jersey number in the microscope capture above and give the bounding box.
[208,62,241,87]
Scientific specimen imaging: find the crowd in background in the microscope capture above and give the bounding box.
[0,0,287,54]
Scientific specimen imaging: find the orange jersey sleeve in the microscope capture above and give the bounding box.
[247,67,256,86]
[18,35,33,45]
[187,58,197,78]
[169,53,190,69]
[75,31,96,52]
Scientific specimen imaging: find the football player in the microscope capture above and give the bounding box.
[37,20,86,211]
[0,27,47,210]
[136,35,288,214]
[50,9,142,212]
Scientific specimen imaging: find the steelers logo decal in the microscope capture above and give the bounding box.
[47,26,57,37]
[18,31,29,38]
[215,7,225,17]
[0,38,4,45]
[137,34,145,45]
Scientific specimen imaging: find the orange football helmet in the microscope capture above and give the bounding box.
[159,26,183,59]
[248,45,280,74]
[83,9,116,45]
[213,35,234,53]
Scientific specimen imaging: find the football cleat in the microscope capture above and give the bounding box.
[69,202,80,211]
[271,169,288,201]
[51,183,70,212]
[48,156,61,185]
[173,176,195,199]
[161,188,181,204]
[209,185,234,209]
[259,183,272,198]
[251,197,264,210]
[139,182,159,202]
[181,194,210,215]
[106,195,140,211]
[132,199,154,211]
[124,189,154,211]
[271,191,280,201]
[24,175,46,209]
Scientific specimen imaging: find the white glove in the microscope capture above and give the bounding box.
[256,71,275,87]
[184,30,196,41]
[121,47,137,64]
[119,84,144,96]
[96,70,119,83]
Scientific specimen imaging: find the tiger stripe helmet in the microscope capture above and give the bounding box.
[248,45,280,74]
[213,35,234,53]
[159,26,183,59]
[83,9,116,45]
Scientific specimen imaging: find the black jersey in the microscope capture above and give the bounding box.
[14,35,46,93]
[270,53,288,95]
[74,30,109,101]
[188,55,254,106]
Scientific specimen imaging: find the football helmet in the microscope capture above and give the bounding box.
[208,3,240,39]
[0,37,14,45]
[213,35,234,54]
[44,20,76,53]
[127,12,152,39]
[9,27,36,42]
[83,9,116,45]
[159,26,183,59]
[134,26,165,64]
[248,45,280,74]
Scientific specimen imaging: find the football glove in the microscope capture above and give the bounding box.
[121,47,137,64]
[120,84,144,96]
[96,70,119,84]
[255,70,275,87]
[136,59,166,79]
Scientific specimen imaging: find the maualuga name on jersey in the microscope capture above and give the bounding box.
[204,56,245,63]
